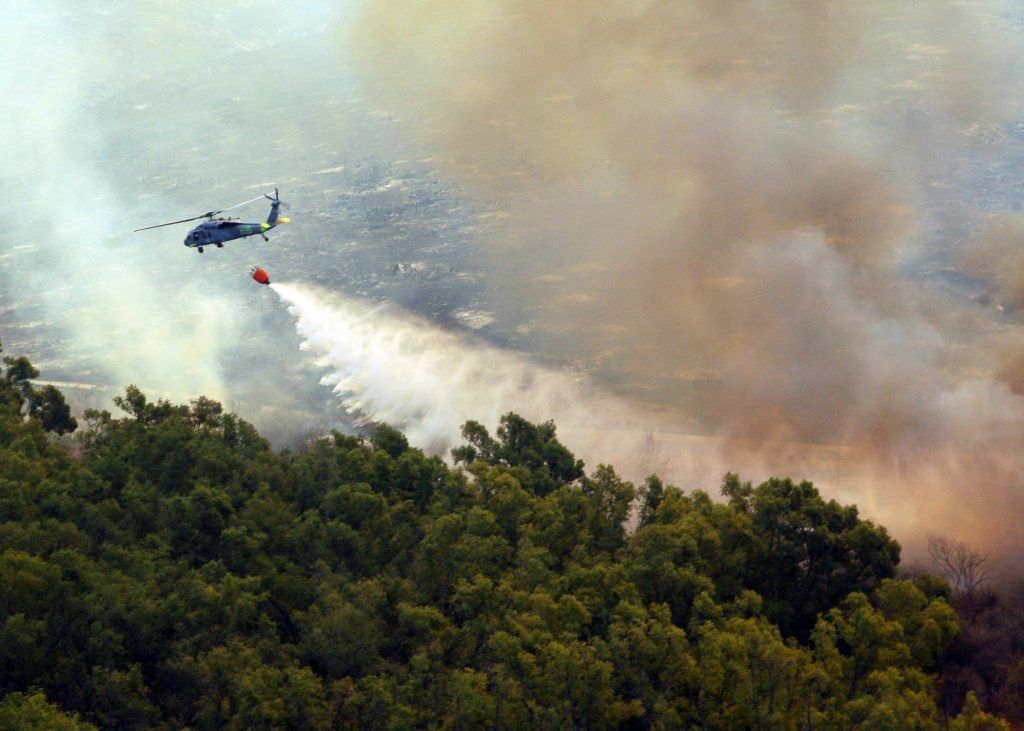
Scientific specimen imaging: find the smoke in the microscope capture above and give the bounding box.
[7,2,1024,562]
[344,1,1024,558]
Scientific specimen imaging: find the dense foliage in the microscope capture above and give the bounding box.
[0,345,1010,729]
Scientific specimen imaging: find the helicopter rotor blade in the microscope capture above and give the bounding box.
[218,194,270,214]
[133,215,207,232]
[134,193,273,233]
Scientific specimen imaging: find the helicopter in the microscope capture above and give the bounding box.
[134,188,290,253]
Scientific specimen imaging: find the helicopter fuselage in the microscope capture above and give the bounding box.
[184,219,279,250]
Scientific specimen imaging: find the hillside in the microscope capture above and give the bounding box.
[0,346,1010,729]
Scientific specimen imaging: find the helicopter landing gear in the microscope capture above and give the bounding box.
[260,234,269,242]
[198,247,204,253]
[216,243,223,248]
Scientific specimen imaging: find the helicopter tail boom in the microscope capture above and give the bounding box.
[266,189,284,225]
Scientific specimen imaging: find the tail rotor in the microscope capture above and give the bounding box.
[266,188,290,224]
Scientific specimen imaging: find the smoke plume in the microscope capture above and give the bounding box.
[345,1,1024,558]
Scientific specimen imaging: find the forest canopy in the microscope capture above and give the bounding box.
[0,344,1012,729]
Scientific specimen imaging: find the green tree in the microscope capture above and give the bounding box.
[299,591,383,678]
[607,601,696,725]
[31,385,77,435]
[0,691,97,730]
[113,385,186,425]
[445,668,495,730]
[636,474,664,529]
[722,473,900,637]
[452,413,584,495]
[950,692,1011,730]
[370,422,409,459]
[818,592,911,699]
[186,640,330,729]
[4,354,39,409]
[581,465,635,555]
[874,578,959,670]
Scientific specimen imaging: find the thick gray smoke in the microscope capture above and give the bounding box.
[345,1,1024,558]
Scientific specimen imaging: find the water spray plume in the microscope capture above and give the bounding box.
[270,281,727,483]
[272,281,608,446]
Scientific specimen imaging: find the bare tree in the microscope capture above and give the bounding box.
[927,535,998,598]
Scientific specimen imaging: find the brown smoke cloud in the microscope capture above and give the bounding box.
[343,1,1024,562]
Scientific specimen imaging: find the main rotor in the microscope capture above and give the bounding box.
[134,194,271,232]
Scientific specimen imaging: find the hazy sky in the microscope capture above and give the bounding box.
[0,1,335,394]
